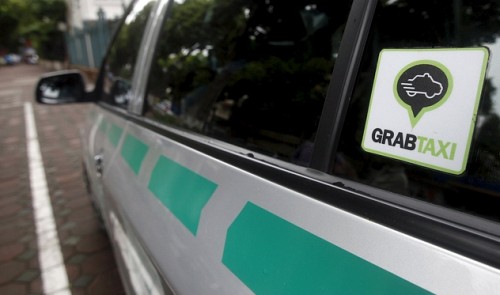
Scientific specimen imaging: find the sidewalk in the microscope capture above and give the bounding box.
[0,64,125,294]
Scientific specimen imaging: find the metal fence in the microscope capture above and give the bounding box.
[65,9,120,69]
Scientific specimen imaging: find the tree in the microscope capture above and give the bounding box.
[0,0,67,60]
[0,0,30,53]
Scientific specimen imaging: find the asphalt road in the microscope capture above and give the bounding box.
[0,64,125,295]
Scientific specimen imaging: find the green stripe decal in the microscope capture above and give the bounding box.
[148,156,218,235]
[222,202,430,295]
[107,123,123,147]
[121,134,149,175]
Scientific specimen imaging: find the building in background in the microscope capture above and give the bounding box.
[65,0,132,68]
[67,0,131,29]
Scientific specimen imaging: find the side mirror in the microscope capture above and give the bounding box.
[35,70,90,104]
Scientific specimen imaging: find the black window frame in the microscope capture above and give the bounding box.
[92,0,154,105]
[92,1,134,102]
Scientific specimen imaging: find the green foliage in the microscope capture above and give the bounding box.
[0,0,29,52]
[0,0,66,59]
[108,1,155,78]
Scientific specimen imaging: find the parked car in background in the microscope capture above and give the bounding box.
[35,0,500,294]
[23,47,39,64]
[3,53,21,65]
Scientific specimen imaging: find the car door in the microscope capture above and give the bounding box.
[82,0,172,294]
[130,0,500,294]
[86,0,500,294]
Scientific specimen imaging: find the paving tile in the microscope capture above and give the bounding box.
[70,287,87,295]
[68,254,87,264]
[65,198,91,210]
[56,209,71,217]
[0,228,26,246]
[0,261,25,284]
[18,208,32,217]
[0,178,23,193]
[65,264,81,281]
[0,220,19,233]
[28,256,40,269]
[82,250,116,274]
[30,276,43,294]
[19,234,36,243]
[0,283,27,294]
[16,269,39,283]
[73,275,93,288]
[70,219,100,236]
[63,236,80,246]
[18,249,37,261]
[76,233,109,253]
[88,269,126,295]
[0,65,125,294]
[0,203,23,218]
[0,243,25,263]
[61,245,76,261]
[0,196,19,207]
[66,207,98,223]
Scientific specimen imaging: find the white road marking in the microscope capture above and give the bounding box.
[24,102,71,295]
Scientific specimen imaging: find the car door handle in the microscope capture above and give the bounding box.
[94,153,104,176]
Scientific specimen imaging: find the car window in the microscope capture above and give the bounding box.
[145,0,353,162]
[334,0,500,222]
[102,0,157,108]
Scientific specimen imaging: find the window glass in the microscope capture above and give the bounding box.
[102,0,156,108]
[336,0,500,222]
[146,0,352,162]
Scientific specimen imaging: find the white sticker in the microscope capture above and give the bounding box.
[362,48,489,175]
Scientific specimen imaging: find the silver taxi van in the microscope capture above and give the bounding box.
[36,0,500,293]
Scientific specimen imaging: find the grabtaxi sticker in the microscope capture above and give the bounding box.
[362,48,489,174]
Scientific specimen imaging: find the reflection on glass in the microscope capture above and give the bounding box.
[146,0,352,162]
[37,72,85,103]
[102,0,156,108]
[336,0,500,221]
[40,83,61,99]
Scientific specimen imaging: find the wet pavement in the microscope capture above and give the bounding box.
[0,64,125,294]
